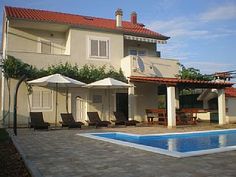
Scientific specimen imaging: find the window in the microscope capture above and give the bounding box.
[129,49,137,55]
[31,90,52,110]
[92,95,102,103]
[138,50,146,56]
[129,48,147,56]
[41,41,51,54]
[89,37,109,59]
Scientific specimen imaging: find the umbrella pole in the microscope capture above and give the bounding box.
[108,89,111,121]
[66,87,69,113]
[55,83,58,127]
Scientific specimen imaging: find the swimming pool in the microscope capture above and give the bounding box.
[79,129,236,158]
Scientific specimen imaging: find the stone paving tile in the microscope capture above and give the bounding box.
[9,125,236,177]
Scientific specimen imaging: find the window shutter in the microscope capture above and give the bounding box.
[42,91,52,108]
[99,40,107,57]
[32,91,41,108]
[41,41,51,54]
[91,40,98,56]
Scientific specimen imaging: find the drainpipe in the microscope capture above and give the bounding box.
[1,17,9,126]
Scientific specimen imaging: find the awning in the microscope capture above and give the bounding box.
[124,35,167,44]
[129,76,234,89]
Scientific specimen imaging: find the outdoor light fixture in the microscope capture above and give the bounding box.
[0,53,3,67]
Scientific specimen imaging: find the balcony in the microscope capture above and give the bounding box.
[7,51,71,68]
[121,55,179,78]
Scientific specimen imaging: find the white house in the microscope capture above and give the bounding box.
[1,6,233,128]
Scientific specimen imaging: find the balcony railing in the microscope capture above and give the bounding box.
[121,55,179,78]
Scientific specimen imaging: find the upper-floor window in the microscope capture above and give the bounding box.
[41,40,51,54]
[129,48,147,56]
[89,37,109,59]
[31,89,53,111]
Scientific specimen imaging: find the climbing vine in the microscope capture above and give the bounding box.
[3,55,127,83]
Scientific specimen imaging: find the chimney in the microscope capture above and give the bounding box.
[131,11,137,24]
[115,8,123,28]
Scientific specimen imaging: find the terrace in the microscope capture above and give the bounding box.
[8,123,236,177]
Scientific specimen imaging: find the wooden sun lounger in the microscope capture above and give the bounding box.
[29,112,50,130]
[60,113,84,128]
[87,112,111,128]
[113,112,140,126]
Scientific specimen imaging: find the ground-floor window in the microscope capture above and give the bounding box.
[30,89,53,111]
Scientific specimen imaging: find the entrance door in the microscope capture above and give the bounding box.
[116,93,128,120]
[76,97,84,122]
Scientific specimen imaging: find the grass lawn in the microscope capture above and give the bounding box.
[0,128,31,177]
[0,128,9,142]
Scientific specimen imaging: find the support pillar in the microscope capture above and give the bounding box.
[167,86,176,128]
[175,87,180,109]
[218,89,226,125]
[128,82,135,120]
[1,74,5,123]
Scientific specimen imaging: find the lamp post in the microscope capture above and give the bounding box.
[0,55,3,126]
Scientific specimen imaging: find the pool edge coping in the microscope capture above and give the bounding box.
[77,128,236,158]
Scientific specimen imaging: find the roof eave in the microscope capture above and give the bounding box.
[123,32,170,40]
[129,76,234,89]
[6,16,169,40]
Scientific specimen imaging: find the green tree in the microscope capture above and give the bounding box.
[177,63,213,81]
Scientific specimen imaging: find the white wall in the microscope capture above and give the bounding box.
[8,27,67,55]
[226,97,236,123]
[121,55,179,78]
[69,28,124,69]
[134,82,159,121]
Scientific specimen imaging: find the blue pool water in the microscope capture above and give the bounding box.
[92,130,236,153]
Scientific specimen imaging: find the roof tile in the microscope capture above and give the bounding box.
[129,76,234,88]
[225,87,236,97]
[5,6,169,40]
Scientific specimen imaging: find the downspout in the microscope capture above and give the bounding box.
[1,15,9,126]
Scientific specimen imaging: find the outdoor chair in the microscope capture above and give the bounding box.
[87,112,111,128]
[177,112,197,125]
[60,113,84,128]
[145,109,167,125]
[113,112,140,126]
[29,112,50,130]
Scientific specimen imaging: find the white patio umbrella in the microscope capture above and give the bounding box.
[28,74,86,126]
[85,77,130,120]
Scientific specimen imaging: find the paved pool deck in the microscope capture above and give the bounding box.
[9,124,236,177]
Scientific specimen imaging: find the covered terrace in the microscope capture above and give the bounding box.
[128,76,234,128]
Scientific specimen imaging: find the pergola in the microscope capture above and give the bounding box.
[128,76,234,128]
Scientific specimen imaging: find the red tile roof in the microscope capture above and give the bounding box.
[129,76,234,88]
[5,6,169,40]
[225,87,236,97]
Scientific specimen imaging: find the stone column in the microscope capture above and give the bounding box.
[175,87,180,109]
[218,89,226,125]
[167,86,176,128]
[128,82,135,120]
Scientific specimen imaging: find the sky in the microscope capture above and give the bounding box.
[0,0,236,74]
